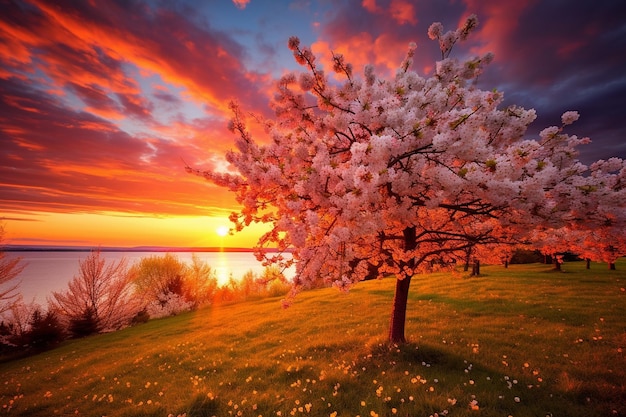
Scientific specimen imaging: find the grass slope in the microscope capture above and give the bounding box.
[1,261,625,416]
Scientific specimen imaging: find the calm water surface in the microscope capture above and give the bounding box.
[5,251,294,305]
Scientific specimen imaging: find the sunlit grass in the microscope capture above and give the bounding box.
[1,260,624,416]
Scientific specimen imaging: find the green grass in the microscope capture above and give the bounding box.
[1,260,625,416]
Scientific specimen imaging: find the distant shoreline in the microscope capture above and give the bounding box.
[1,245,274,253]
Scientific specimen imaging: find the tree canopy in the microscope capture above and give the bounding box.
[191,16,626,343]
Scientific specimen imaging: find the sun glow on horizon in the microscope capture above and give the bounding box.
[5,211,267,248]
[216,225,230,237]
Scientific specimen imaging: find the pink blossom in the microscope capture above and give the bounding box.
[287,36,300,51]
[427,22,443,40]
[561,111,580,125]
[298,73,315,91]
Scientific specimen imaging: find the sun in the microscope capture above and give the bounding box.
[216,225,230,237]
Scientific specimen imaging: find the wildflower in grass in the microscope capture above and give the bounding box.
[469,399,479,410]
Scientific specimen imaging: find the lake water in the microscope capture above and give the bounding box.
[3,251,295,306]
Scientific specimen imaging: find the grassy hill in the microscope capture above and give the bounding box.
[1,261,624,416]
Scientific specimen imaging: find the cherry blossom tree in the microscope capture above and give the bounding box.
[567,225,626,270]
[581,233,625,270]
[191,16,626,343]
[530,228,573,271]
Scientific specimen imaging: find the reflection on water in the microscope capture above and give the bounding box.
[3,251,294,305]
[214,250,231,285]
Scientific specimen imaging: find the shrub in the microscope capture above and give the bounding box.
[131,309,150,325]
[26,308,65,349]
[69,307,99,338]
[131,253,188,306]
[146,292,195,319]
[0,302,66,355]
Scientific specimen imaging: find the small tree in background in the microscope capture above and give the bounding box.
[130,253,217,317]
[0,223,25,314]
[191,16,626,343]
[130,253,188,307]
[0,299,38,348]
[184,254,218,306]
[50,250,140,335]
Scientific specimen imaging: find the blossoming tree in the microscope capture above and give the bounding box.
[191,16,626,343]
[50,250,140,334]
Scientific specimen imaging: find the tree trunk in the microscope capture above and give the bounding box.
[471,259,480,276]
[388,226,417,344]
[586,258,591,269]
[388,275,412,344]
[609,262,616,270]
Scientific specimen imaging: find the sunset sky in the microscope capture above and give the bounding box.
[2,0,626,248]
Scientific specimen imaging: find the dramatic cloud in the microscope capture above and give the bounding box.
[0,74,235,217]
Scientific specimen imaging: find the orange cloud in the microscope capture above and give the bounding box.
[232,0,250,10]
[389,0,417,25]
[362,0,382,14]
[312,32,409,81]
[460,0,539,59]
[23,0,269,121]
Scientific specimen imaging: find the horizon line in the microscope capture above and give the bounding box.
[1,244,275,253]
